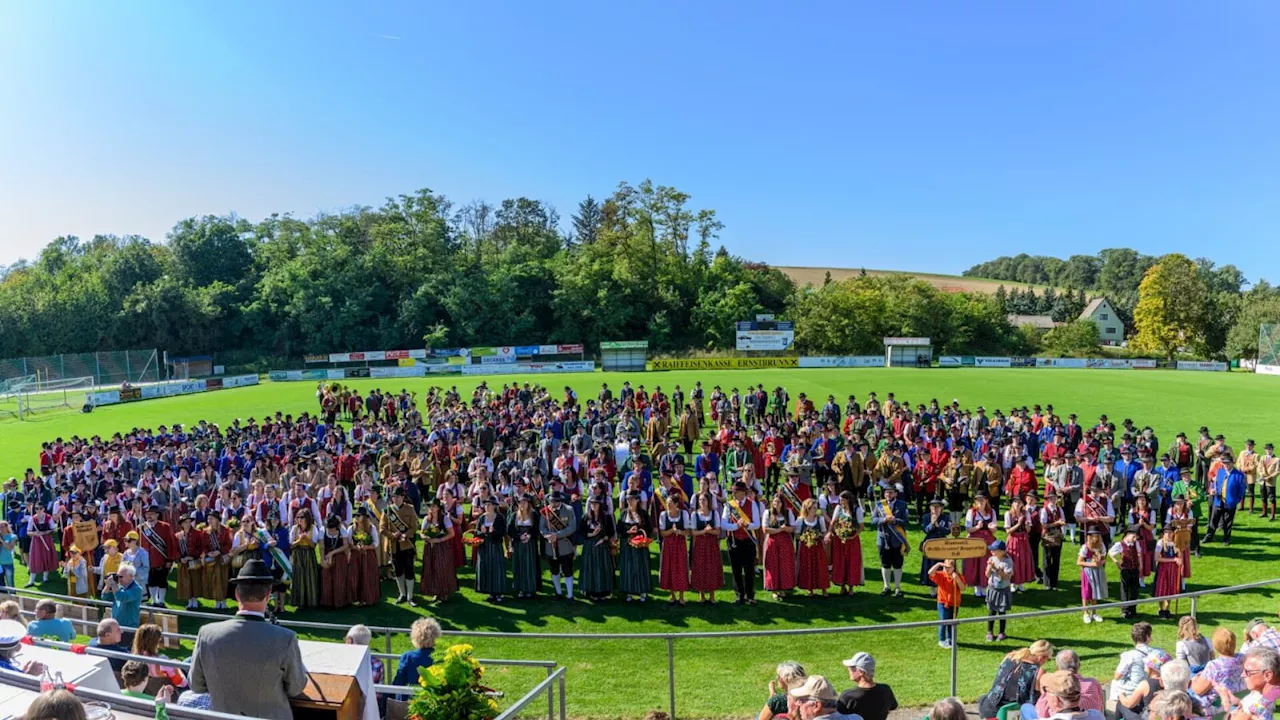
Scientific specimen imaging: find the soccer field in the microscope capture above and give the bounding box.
[6,368,1280,720]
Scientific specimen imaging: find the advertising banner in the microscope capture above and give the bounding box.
[536,345,558,355]
[304,354,328,364]
[798,356,885,368]
[1176,360,1227,372]
[447,356,467,366]
[1085,358,1132,369]
[89,390,121,405]
[1036,358,1087,368]
[223,375,259,388]
[557,344,585,354]
[938,356,962,367]
[735,330,795,351]
[461,361,596,376]
[1131,359,1157,369]
[346,367,370,378]
[515,346,540,356]
[469,347,497,357]
[371,366,427,379]
[398,358,416,367]
[431,348,460,358]
[269,370,302,382]
[328,352,350,363]
[1011,357,1036,368]
[601,340,649,350]
[975,357,1012,368]
[426,363,461,374]
[301,369,328,380]
[408,348,427,359]
[384,349,409,360]
[882,337,931,346]
[205,378,224,390]
[648,357,799,371]
[1258,364,1280,376]
[481,354,517,365]
[120,387,142,401]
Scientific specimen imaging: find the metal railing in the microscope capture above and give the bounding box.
[9,578,1280,720]
[0,665,255,720]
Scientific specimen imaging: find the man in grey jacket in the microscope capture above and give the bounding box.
[540,491,579,600]
[190,560,307,720]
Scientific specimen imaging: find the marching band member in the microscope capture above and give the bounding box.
[963,491,997,597]
[319,514,352,609]
[721,482,759,605]
[418,499,457,602]
[920,498,950,596]
[201,515,231,610]
[795,498,830,597]
[578,496,615,602]
[175,514,203,610]
[139,503,178,607]
[1075,483,1116,546]
[288,509,321,609]
[1128,495,1157,586]
[23,505,57,586]
[657,496,691,605]
[380,487,419,606]
[874,483,910,597]
[1039,488,1067,590]
[617,490,652,603]
[762,493,796,600]
[830,490,865,595]
[540,491,578,601]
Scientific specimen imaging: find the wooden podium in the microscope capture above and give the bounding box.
[291,673,364,720]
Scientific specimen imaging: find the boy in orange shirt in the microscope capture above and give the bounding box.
[929,558,966,649]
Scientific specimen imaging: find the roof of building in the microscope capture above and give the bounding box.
[1079,297,1109,320]
[1008,314,1061,330]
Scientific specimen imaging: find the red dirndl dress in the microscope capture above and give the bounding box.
[1132,514,1155,577]
[829,509,863,587]
[420,535,459,598]
[319,537,352,609]
[1154,543,1182,596]
[658,516,690,592]
[1007,531,1036,585]
[690,513,723,592]
[1171,512,1193,579]
[795,518,830,591]
[353,544,381,605]
[964,527,996,589]
[763,522,796,591]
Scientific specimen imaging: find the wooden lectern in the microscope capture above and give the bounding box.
[291,672,364,720]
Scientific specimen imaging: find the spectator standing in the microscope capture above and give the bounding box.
[837,652,897,720]
[101,563,144,636]
[928,559,965,649]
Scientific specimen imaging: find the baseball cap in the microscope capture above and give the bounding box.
[788,675,838,702]
[842,651,875,674]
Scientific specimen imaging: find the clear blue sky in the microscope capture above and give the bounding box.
[2,2,1277,278]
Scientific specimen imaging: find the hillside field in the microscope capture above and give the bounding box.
[779,266,1057,295]
[5,368,1280,719]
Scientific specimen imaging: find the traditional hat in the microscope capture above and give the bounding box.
[229,558,275,585]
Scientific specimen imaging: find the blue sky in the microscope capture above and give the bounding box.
[2,2,1277,279]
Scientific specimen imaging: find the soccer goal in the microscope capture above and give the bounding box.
[0,376,97,420]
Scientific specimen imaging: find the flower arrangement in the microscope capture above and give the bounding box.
[407,644,499,720]
[462,533,484,548]
[352,531,372,546]
[225,517,240,530]
[832,517,854,541]
[422,526,447,541]
[799,528,821,548]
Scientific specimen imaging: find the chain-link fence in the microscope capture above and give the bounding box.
[0,349,161,386]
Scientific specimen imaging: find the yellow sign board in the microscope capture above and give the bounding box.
[447,356,467,366]
[647,357,799,371]
[397,358,416,367]
[72,521,99,553]
[921,537,989,560]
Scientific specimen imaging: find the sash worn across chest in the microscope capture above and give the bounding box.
[142,523,168,556]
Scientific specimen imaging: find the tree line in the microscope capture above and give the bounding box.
[2,183,1274,365]
[966,250,1280,359]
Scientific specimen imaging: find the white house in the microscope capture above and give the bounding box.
[1079,297,1125,345]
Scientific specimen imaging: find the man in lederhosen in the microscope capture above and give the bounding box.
[139,503,178,607]
[380,486,419,606]
[540,491,578,600]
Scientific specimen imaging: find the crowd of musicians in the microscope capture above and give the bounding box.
[4,380,1275,616]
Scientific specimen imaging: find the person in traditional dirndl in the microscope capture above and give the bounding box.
[474,498,508,602]
[1004,497,1035,591]
[578,496,615,601]
[964,492,997,597]
[1077,528,1109,623]
[762,494,796,599]
[202,515,232,609]
[263,511,292,613]
[920,498,950,594]
[689,492,723,603]
[616,490,652,602]
[319,514,353,608]
[346,507,379,605]
[417,499,456,601]
[24,506,58,585]
[795,499,830,596]
[1129,495,1156,586]
[985,540,1014,641]
[288,509,321,609]
[175,515,203,609]
[1167,496,1194,582]
[441,487,466,571]
[657,497,691,604]
[507,495,542,599]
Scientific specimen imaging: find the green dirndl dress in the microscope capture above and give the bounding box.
[474,515,508,596]
[578,515,616,596]
[508,518,542,595]
[616,512,652,596]
[289,540,321,608]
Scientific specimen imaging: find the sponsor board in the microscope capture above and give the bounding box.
[1176,360,1227,372]
[648,357,799,371]
[269,370,303,382]
[90,375,258,406]
[1011,357,1036,368]
[371,366,424,379]
[797,356,885,368]
[1085,358,1132,369]
[557,343,585,354]
[1258,364,1280,376]
[1036,358,1087,368]
[432,348,461,358]
[515,345,540,356]
[481,353,517,365]
[975,357,1012,368]
[223,375,259,388]
[1131,359,1157,369]
[205,378,224,390]
[601,340,649,350]
[938,356,962,368]
[120,387,143,401]
[89,390,121,405]
[882,337,931,346]
[735,330,795,351]
[303,355,328,364]
[460,361,596,376]
[398,358,416,367]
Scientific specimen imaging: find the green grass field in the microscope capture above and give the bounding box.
[5,368,1280,720]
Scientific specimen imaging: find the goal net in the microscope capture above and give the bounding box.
[1259,324,1280,376]
[0,376,97,420]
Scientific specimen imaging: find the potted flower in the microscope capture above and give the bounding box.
[406,644,499,720]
